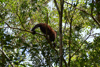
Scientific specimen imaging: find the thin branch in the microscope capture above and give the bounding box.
[63,58,68,67]
[91,14,100,27]
[1,26,31,33]
[91,0,94,15]
[54,0,60,14]
[68,14,73,67]
[0,48,14,67]
[64,1,89,15]
[64,1,100,27]
[44,35,58,54]
[1,22,46,37]
[63,10,68,33]
[5,22,10,27]
[15,3,26,29]
[1,27,45,37]
[59,0,64,67]
[71,28,93,58]
[91,33,100,37]
[63,20,67,33]
[4,22,31,32]
[71,34,91,58]
[1,24,57,52]
[16,12,26,29]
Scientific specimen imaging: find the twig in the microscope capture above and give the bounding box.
[71,34,91,58]
[16,12,26,29]
[15,3,25,29]
[71,28,93,57]
[63,58,68,67]
[4,22,59,65]
[0,48,14,67]
[64,1,90,15]
[1,26,31,33]
[91,15,100,27]
[64,1,100,27]
[54,0,60,14]
[68,13,73,67]
[5,22,10,27]
[63,10,68,33]
[0,27,46,37]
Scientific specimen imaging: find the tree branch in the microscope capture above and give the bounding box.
[71,28,93,58]
[54,0,60,14]
[59,0,64,67]
[64,1,100,27]
[91,14,100,27]
[1,22,46,37]
[63,58,68,67]
[0,48,15,67]
[16,12,26,30]
[63,10,68,33]
[0,26,46,37]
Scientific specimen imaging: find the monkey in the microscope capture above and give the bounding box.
[31,23,57,47]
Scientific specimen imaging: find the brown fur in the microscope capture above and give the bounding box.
[31,23,57,42]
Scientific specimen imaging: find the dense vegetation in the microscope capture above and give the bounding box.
[0,0,100,67]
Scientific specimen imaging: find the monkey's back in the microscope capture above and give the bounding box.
[39,23,53,34]
[39,23,56,41]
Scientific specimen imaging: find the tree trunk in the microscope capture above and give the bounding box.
[59,0,64,67]
[96,0,100,23]
[54,0,64,67]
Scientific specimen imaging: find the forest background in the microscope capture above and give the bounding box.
[0,0,100,67]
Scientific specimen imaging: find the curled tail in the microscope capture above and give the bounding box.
[31,24,41,34]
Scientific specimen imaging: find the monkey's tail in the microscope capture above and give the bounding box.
[31,24,41,31]
[31,24,41,34]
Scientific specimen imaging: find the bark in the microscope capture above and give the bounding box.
[54,0,66,67]
[68,18,72,67]
[59,0,64,67]
[96,0,100,22]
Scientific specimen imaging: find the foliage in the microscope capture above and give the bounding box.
[0,0,100,67]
